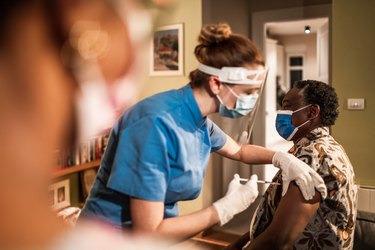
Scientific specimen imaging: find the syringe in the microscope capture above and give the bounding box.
[239,178,281,185]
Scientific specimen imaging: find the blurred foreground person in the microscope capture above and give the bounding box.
[0,0,191,249]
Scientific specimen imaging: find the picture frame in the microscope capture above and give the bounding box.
[80,168,97,199]
[150,23,184,76]
[49,179,70,211]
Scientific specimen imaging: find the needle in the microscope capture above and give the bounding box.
[239,178,281,185]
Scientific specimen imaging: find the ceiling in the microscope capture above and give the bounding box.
[266,18,328,36]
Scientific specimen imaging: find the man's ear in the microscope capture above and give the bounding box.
[208,76,222,95]
[309,104,320,119]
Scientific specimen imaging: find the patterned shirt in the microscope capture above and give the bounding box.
[249,127,357,250]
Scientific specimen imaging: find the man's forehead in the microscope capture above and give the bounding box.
[284,88,304,103]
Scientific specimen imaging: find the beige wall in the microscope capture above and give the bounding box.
[203,0,250,36]
[137,0,204,215]
[332,0,375,186]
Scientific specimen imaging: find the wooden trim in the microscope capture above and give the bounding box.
[191,230,239,247]
[52,160,101,178]
[191,236,229,247]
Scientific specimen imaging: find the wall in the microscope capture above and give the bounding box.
[202,0,250,36]
[332,0,375,186]
[137,0,203,215]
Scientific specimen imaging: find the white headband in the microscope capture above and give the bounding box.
[197,63,267,85]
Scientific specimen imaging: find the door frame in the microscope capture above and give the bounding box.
[250,4,332,190]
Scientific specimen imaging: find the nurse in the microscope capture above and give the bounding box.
[79,23,326,239]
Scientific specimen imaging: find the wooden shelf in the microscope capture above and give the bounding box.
[52,160,101,178]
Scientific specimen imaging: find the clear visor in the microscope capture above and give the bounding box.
[229,68,268,144]
[197,63,268,85]
[197,63,268,144]
[238,69,268,144]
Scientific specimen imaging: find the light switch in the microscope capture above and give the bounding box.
[347,98,365,110]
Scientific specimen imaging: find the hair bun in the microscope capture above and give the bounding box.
[198,23,232,46]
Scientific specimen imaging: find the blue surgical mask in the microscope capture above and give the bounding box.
[216,85,259,118]
[275,105,311,141]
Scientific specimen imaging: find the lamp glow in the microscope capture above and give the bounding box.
[304,25,311,34]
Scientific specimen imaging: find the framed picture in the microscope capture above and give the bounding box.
[49,179,70,211]
[80,168,97,199]
[150,23,184,76]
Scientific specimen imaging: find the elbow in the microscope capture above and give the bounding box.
[251,232,295,250]
[132,227,157,235]
[278,243,294,250]
[132,223,161,236]
[273,235,295,250]
[236,146,245,162]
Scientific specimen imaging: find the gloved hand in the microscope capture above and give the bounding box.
[272,151,327,200]
[213,174,258,226]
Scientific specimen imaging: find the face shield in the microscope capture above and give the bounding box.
[197,63,268,143]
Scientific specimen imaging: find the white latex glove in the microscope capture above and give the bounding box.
[272,151,327,200]
[213,174,258,226]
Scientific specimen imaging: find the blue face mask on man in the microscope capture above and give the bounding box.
[275,104,311,141]
[216,85,259,118]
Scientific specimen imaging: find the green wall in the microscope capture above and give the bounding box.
[332,0,375,186]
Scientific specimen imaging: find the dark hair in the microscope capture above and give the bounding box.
[0,1,65,49]
[189,23,264,88]
[294,80,339,126]
[0,1,36,47]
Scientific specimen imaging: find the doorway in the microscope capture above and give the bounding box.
[264,17,329,178]
[251,4,332,191]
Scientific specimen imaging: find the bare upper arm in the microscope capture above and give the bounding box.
[130,197,164,233]
[249,182,320,249]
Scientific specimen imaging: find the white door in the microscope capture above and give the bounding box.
[317,20,329,83]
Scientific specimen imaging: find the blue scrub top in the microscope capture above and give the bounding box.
[80,84,227,229]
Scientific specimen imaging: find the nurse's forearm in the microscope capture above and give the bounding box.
[218,135,274,164]
[155,206,220,239]
[238,144,274,165]
[131,198,220,239]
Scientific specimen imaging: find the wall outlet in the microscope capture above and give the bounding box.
[347,98,365,110]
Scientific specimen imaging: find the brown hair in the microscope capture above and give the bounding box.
[189,23,264,87]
